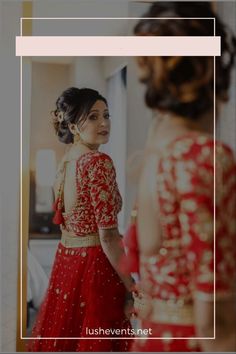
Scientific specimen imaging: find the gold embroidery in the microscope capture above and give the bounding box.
[162,331,173,342]
[173,139,193,158]
[196,135,208,145]
[182,233,191,246]
[197,273,214,283]
[201,250,213,263]
[179,214,190,231]
[61,232,100,248]
[187,339,198,349]
[104,160,112,170]
[163,203,174,213]
[181,199,197,212]
[135,296,194,325]
[159,248,168,256]
[176,164,192,192]
[199,232,211,242]
[99,190,108,201]
[179,213,188,224]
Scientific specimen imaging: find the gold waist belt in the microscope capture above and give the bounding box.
[61,231,100,248]
[134,294,194,326]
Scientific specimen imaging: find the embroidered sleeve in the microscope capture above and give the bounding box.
[88,154,122,229]
[176,141,214,299]
[176,141,236,300]
[214,144,236,297]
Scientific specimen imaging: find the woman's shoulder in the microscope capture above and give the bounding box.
[82,151,113,164]
[167,133,235,163]
[79,151,115,172]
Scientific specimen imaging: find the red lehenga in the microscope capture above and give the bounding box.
[123,134,236,352]
[28,151,133,352]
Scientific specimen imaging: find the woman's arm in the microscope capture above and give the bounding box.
[194,297,236,351]
[99,227,134,293]
[176,142,236,351]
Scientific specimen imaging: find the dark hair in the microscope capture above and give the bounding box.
[134,1,236,119]
[51,87,107,144]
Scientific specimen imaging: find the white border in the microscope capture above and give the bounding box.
[20,17,216,341]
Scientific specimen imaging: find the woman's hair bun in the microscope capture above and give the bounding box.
[134,1,236,119]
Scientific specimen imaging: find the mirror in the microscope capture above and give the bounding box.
[19,51,151,354]
[17,2,154,350]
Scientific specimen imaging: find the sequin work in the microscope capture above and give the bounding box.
[124,135,236,352]
[28,152,132,352]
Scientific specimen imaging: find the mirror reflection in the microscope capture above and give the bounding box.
[24,53,149,352]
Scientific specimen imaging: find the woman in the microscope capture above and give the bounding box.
[28,87,134,352]
[123,2,236,352]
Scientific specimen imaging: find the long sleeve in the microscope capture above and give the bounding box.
[176,141,236,300]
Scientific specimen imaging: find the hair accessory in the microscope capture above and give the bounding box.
[57,111,65,123]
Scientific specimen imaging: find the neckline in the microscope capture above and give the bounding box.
[143,131,213,158]
[60,150,100,217]
[167,130,213,146]
[63,149,99,164]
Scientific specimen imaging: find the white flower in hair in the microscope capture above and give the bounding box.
[57,111,65,123]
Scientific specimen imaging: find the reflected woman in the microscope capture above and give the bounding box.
[28,87,134,352]
[123,2,236,352]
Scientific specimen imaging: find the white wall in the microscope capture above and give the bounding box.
[216,1,236,154]
[30,62,70,169]
[0,1,3,347]
[32,0,129,36]
[69,57,106,95]
[0,1,22,352]
[103,57,127,79]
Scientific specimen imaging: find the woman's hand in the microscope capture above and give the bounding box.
[99,228,135,292]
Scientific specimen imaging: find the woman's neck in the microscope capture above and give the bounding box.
[147,110,213,151]
[65,139,99,161]
[73,135,99,150]
[158,111,213,133]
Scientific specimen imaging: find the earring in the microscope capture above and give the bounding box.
[73,134,81,144]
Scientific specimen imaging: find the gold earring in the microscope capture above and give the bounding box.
[73,134,81,143]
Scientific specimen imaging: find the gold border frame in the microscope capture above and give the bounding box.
[16,1,32,351]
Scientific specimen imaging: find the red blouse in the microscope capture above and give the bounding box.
[141,135,236,301]
[126,134,236,302]
[55,151,122,235]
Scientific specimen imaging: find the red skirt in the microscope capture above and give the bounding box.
[27,242,133,352]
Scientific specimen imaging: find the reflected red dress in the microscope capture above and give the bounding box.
[123,134,236,352]
[28,151,133,352]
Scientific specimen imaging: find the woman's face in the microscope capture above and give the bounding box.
[78,100,111,146]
